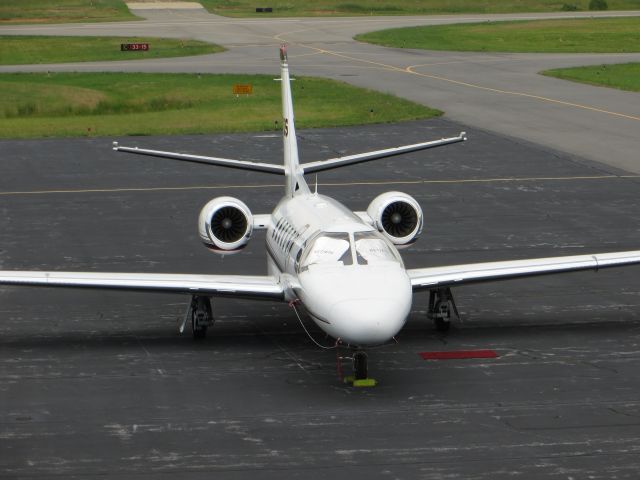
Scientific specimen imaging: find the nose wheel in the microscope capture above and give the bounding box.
[337,349,376,387]
[353,350,368,380]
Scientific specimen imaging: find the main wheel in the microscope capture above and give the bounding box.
[353,351,368,380]
[191,296,212,339]
[434,316,451,332]
[433,300,451,332]
[191,312,208,339]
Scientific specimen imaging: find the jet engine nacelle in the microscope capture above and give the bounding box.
[198,197,253,254]
[366,192,423,246]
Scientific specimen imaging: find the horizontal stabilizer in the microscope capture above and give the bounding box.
[300,132,466,174]
[113,143,285,175]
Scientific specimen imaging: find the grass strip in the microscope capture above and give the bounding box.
[0,36,223,65]
[0,72,441,138]
[542,62,640,92]
[356,17,640,53]
[199,0,640,17]
[0,0,138,24]
[3,0,639,21]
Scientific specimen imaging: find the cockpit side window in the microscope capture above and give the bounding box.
[354,232,400,265]
[299,233,352,271]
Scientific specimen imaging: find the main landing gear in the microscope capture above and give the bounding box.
[179,295,214,339]
[428,287,460,332]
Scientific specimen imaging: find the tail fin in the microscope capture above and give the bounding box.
[279,45,309,196]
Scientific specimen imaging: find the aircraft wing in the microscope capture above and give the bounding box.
[407,250,640,292]
[0,271,285,300]
[112,143,285,175]
[300,132,466,174]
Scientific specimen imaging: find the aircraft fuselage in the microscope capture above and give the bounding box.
[266,193,412,346]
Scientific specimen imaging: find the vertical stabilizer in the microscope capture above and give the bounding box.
[280,45,309,196]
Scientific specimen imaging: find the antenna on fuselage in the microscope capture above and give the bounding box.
[314,174,319,195]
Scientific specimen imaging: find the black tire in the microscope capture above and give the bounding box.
[434,316,451,332]
[353,351,368,380]
[433,300,451,332]
[191,312,208,339]
[193,326,207,339]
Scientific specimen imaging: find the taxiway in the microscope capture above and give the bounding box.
[1,120,640,478]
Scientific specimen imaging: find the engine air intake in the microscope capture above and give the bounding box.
[381,201,419,238]
[211,206,248,243]
[366,191,423,246]
[198,197,253,254]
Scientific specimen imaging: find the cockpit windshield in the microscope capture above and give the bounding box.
[354,232,399,265]
[298,231,400,272]
[299,233,352,271]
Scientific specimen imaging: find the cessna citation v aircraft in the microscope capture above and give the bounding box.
[2,46,640,382]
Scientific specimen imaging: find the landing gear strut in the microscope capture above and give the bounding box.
[428,288,460,332]
[179,295,214,339]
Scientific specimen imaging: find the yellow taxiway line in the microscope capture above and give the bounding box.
[1,174,637,197]
[299,45,640,122]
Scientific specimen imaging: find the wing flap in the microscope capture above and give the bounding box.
[0,271,284,300]
[408,250,640,291]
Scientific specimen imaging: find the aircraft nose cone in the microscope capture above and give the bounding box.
[297,264,412,346]
[330,297,409,346]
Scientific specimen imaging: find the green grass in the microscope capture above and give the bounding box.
[0,73,441,138]
[0,0,138,24]
[356,17,640,53]
[542,62,640,91]
[3,0,639,21]
[0,36,223,65]
[199,0,640,16]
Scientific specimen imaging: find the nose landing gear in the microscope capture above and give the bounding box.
[353,350,368,380]
[337,349,377,387]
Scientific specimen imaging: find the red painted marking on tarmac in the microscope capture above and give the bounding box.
[419,350,498,360]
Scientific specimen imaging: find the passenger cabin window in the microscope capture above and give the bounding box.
[354,232,398,265]
[299,233,352,271]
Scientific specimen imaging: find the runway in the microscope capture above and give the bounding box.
[1,120,640,478]
[1,9,640,174]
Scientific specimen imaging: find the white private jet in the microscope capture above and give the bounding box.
[2,46,639,382]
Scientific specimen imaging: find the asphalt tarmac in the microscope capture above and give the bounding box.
[2,119,640,478]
